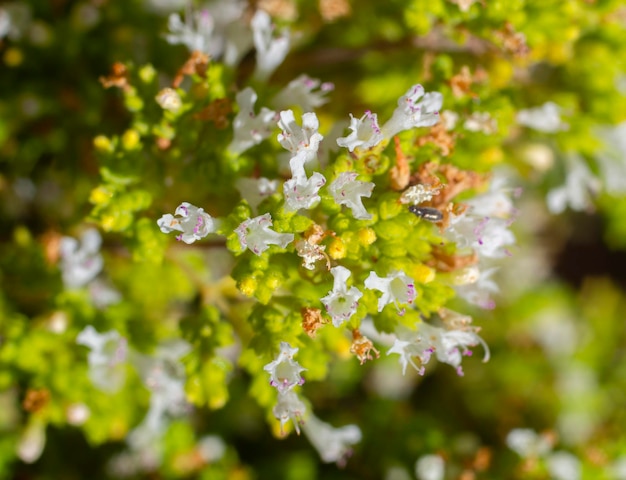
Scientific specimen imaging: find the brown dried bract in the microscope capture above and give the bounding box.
[173,51,210,88]
[350,329,380,365]
[23,388,50,413]
[41,230,62,266]
[259,0,297,20]
[304,224,327,244]
[415,122,456,157]
[319,0,351,22]
[428,244,478,273]
[99,62,130,91]
[156,137,172,151]
[494,22,530,58]
[411,162,487,208]
[194,98,232,129]
[302,307,326,337]
[450,66,475,98]
[389,136,410,191]
[473,447,492,471]
[296,224,333,270]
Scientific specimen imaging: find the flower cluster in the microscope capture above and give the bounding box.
[388,310,489,376]
[263,342,361,464]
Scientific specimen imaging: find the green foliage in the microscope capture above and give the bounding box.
[1,0,626,478]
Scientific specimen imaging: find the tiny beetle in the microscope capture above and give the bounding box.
[408,205,443,222]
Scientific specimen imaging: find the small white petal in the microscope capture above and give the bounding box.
[329,172,375,220]
[235,213,294,255]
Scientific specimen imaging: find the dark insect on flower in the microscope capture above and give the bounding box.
[408,205,443,222]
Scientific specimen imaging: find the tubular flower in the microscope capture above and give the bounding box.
[235,177,278,214]
[364,270,417,314]
[387,324,435,376]
[165,8,216,54]
[273,74,334,112]
[415,454,445,480]
[320,266,363,327]
[277,110,324,162]
[516,101,568,133]
[336,110,383,152]
[235,213,294,255]
[273,390,306,435]
[228,87,278,154]
[76,326,128,392]
[59,228,104,289]
[329,172,375,220]
[301,414,362,466]
[283,152,327,212]
[388,318,489,376]
[263,342,306,393]
[251,9,290,82]
[381,84,443,138]
[546,154,601,214]
[165,1,252,64]
[447,212,515,259]
[157,202,219,244]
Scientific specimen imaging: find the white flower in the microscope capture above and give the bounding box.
[76,326,128,392]
[88,279,122,309]
[229,87,278,154]
[273,390,306,435]
[128,340,192,448]
[387,325,435,376]
[546,154,600,214]
[301,414,362,465]
[336,111,384,152]
[415,454,445,480]
[516,102,568,133]
[426,324,487,375]
[157,202,219,244]
[505,428,553,458]
[447,212,515,259]
[0,3,31,41]
[381,85,443,138]
[155,88,182,113]
[388,317,489,376]
[59,228,104,289]
[453,266,499,310]
[295,239,327,271]
[273,74,334,112]
[283,152,327,212]
[463,111,498,134]
[197,435,226,463]
[329,172,375,220]
[235,213,294,255]
[66,403,91,426]
[596,122,626,194]
[441,110,459,130]
[165,8,216,54]
[17,419,46,464]
[466,171,518,218]
[320,266,363,327]
[364,270,416,314]
[263,342,306,393]
[0,9,10,39]
[277,110,324,162]
[251,10,290,81]
[165,2,252,65]
[547,451,581,480]
[235,177,278,213]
